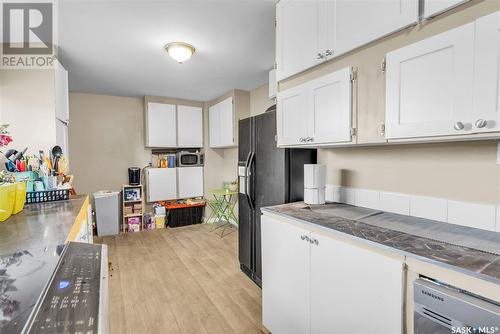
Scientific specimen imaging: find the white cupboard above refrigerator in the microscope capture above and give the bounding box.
[423,0,469,18]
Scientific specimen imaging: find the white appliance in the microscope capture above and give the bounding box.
[304,164,326,205]
[94,191,120,236]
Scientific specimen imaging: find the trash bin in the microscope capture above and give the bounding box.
[94,191,120,236]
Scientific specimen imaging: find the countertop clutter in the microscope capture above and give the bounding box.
[262,202,500,284]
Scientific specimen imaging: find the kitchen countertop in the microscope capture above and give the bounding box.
[0,195,87,332]
[262,202,500,285]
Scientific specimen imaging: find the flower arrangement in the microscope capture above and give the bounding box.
[0,124,13,151]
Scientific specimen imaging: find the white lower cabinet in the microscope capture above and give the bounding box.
[261,216,310,334]
[262,214,404,334]
[277,67,353,147]
[310,232,403,334]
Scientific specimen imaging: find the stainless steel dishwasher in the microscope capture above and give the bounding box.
[414,278,500,334]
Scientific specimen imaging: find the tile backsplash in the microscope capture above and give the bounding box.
[325,185,499,233]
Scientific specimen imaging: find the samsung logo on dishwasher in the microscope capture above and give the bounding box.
[421,289,444,302]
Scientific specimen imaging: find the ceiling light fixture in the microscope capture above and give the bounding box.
[164,42,196,63]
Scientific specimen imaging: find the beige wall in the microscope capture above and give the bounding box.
[273,0,500,204]
[69,93,151,195]
[0,69,56,154]
[250,83,275,116]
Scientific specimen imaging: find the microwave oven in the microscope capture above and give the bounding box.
[177,151,204,167]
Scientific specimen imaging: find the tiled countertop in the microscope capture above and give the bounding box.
[262,202,500,285]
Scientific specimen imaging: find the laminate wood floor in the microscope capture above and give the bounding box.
[95,225,262,334]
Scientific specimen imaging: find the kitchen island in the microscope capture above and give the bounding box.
[0,196,100,333]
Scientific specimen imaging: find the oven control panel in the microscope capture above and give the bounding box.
[27,242,105,334]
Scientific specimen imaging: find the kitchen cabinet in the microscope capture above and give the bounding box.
[275,0,320,81]
[385,23,475,139]
[145,102,177,148]
[333,0,418,57]
[275,0,418,81]
[277,66,353,147]
[145,168,177,202]
[209,97,235,148]
[310,232,403,334]
[262,214,404,334]
[261,215,310,334]
[423,0,469,18]
[472,11,500,134]
[177,105,203,147]
[177,167,204,199]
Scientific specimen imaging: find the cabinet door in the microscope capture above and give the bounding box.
[473,11,500,134]
[55,61,69,122]
[385,23,475,139]
[177,105,203,147]
[146,102,177,147]
[146,168,177,202]
[208,103,220,147]
[310,67,352,144]
[424,0,468,18]
[333,0,418,57]
[310,233,403,334]
[261,215,310,334]
[218,97,234,147]
[55,118,69,160]
[276,0,320,81]
[277,84,310,146]
[177,167,203,199]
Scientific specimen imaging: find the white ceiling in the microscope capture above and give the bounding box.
[58,1,275,101]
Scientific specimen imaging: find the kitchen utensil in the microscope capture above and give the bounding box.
[51,146,63,173]
[13,148,28,162]
[4,149,17,162]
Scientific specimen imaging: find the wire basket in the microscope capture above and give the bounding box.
[26,189,70,204]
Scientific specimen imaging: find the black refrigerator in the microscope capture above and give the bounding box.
[238,108,317,287]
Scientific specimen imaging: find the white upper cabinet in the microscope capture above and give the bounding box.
[209,97,235,148]
[276,0,320,81]
[385,23,475,139]
[146,102,177,148]
[333,0,418,57]
[277,66,353,147]
[55,62,69,122]
[309,67,352,144]
[177,105,203,147]
[472,11,500,134]
[276,84,309,146]
[310,232,403,334]
[423,0,469,18]
[275,0,418,81]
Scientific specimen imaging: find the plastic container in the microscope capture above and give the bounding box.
[25,189,70,204]
[155,214,166,229]
[12,181,27,214]
[167,205,204,228]
[0,183,16,222]
[14,171,38,182]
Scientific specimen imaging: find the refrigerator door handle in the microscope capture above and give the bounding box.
[246,152,255,210]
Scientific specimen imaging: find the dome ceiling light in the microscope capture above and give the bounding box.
[164,42,196,63]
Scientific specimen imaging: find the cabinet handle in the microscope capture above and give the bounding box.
[453,122,465,131]
[325,49,333,57]
[299,137,305,143]
[300,235,306,240]
[313,238,319,246]
[307,137,314,142]
[475,119,487,129]
[304,235,310,242]
[316,53,325,60]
